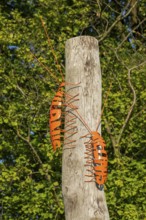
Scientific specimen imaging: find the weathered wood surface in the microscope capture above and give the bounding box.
[62,36,109,220]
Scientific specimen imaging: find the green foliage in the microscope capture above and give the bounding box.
[0,0,146,219]
[106,158,146,220]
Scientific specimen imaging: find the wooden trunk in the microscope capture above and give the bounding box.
[62,36,109,220]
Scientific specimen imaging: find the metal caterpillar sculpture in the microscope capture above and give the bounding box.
[84,131,108,190]
[39,17,80,151]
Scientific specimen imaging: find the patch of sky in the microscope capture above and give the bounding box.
[8,45,19,50]
[30,131,35,135]
[0,159,4,164]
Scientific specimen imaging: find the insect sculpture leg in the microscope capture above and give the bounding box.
[63,93,80,147]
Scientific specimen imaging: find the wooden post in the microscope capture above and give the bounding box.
[62,36,109,220]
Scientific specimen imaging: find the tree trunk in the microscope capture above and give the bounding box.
[62,36,109,220]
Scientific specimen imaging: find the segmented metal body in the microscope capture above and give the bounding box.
[92,132,108,186]
[49,82,79,151]
[49,82,64,150]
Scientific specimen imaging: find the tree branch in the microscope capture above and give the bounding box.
[16,129,51,181]
[16,84,26,97]
[117,61,146,145]
[16,129,43,166]
[116,18,146,50]
[99,0,138,42]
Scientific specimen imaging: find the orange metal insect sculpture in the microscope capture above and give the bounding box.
[84,130,108,190]
[76,90,110,189]
[32,17,80,151]
[83,85,112,189]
